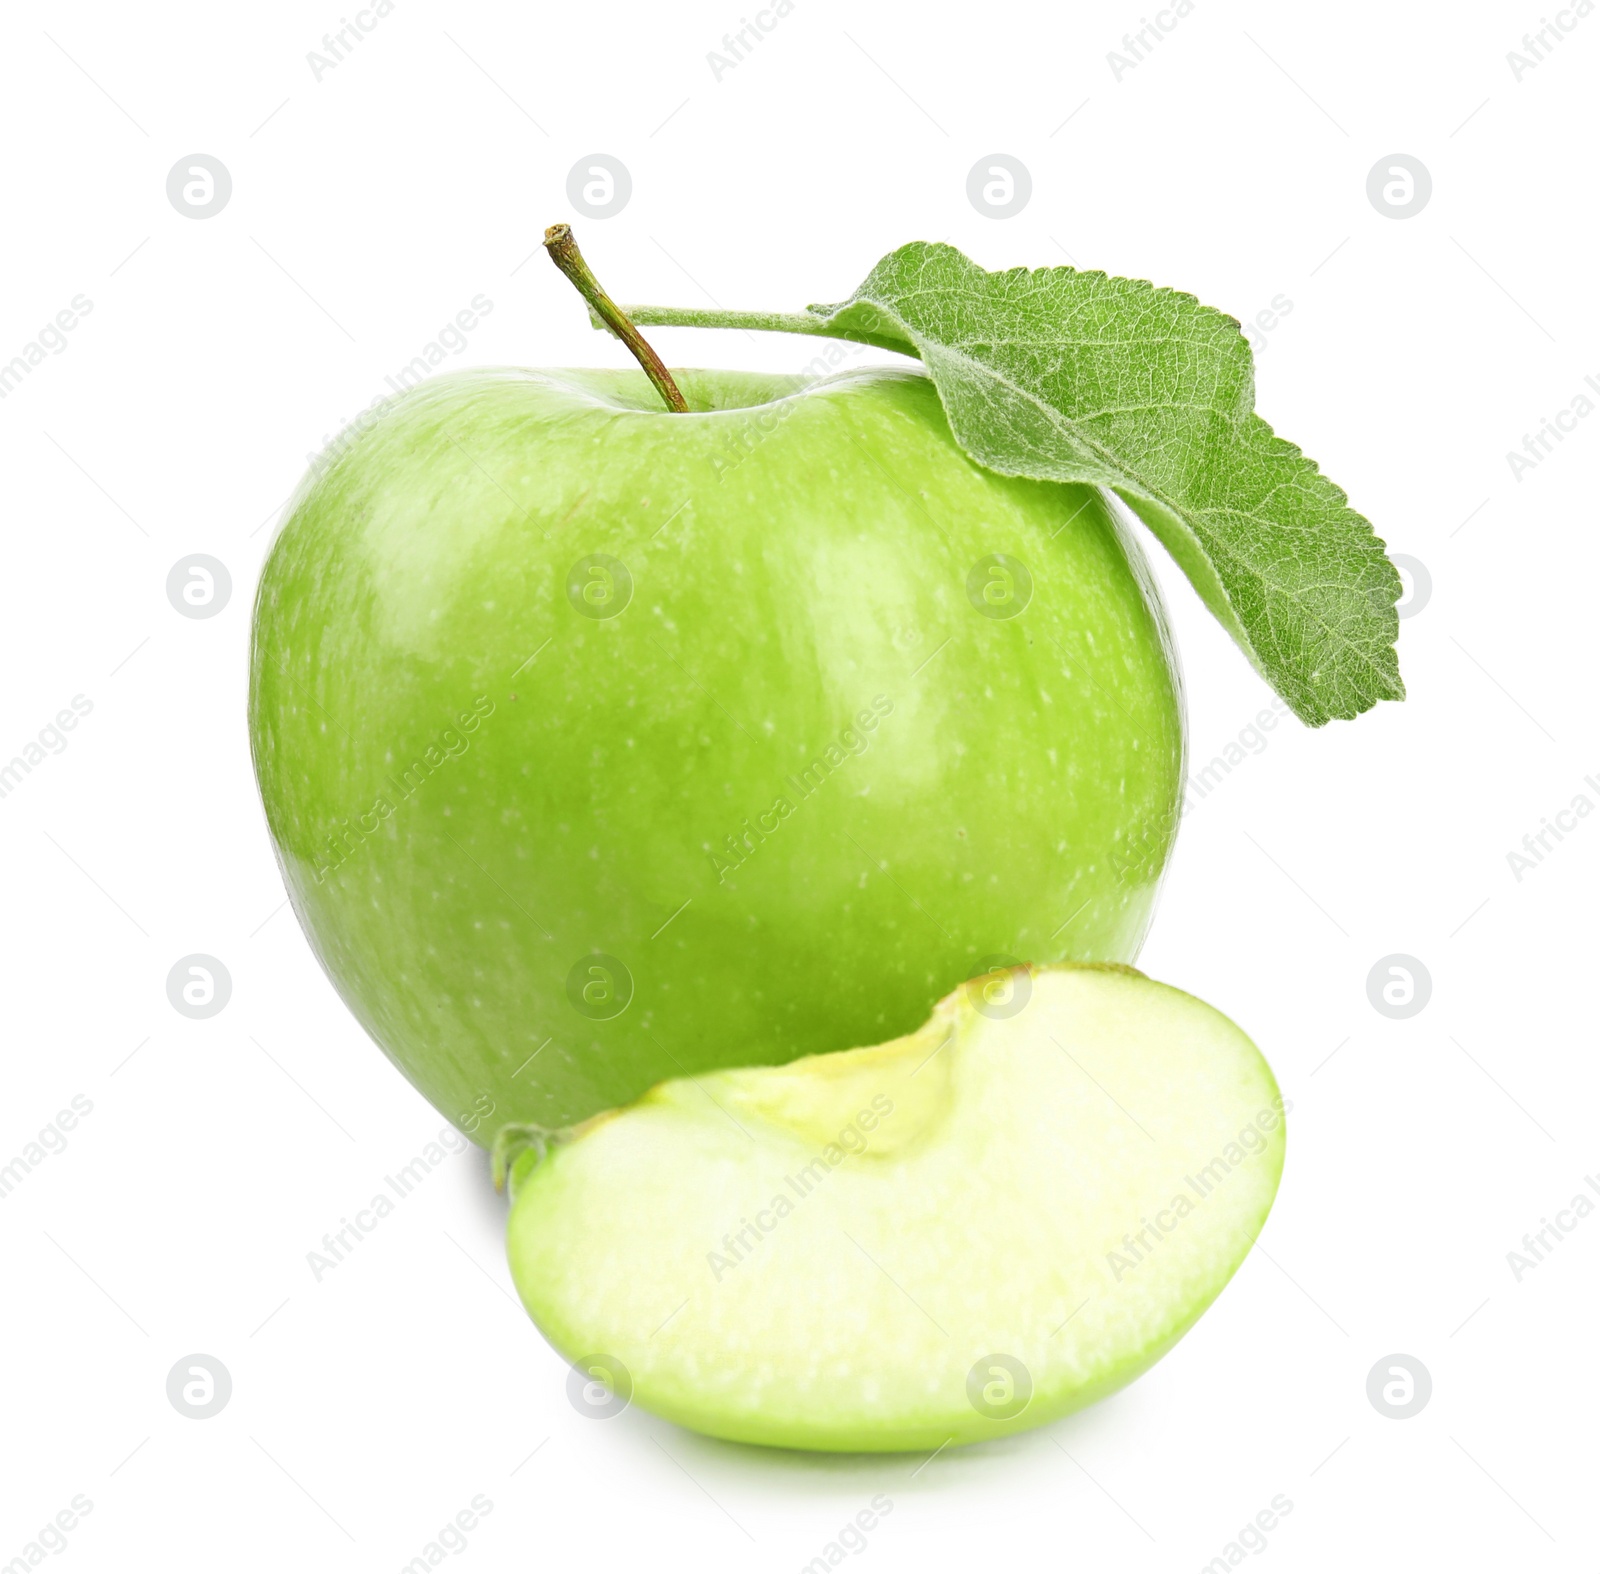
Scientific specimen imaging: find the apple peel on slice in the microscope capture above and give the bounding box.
[505,964,1285,1452]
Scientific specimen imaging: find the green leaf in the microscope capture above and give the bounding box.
[624,242,1404,726]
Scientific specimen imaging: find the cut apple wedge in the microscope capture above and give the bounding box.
[505,964,1285,1452]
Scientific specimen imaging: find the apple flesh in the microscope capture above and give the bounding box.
[506,963,1284,1451]
[249,366,1184,1134]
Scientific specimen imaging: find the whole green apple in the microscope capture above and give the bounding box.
[249,364,1183,1135]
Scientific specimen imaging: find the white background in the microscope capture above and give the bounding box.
[2,0,1596,1568]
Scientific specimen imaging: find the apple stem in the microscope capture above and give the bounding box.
[543,224,689,413]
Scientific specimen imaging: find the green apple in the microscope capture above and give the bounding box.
[506,963,1285,1451]
[250,364,1183,1134]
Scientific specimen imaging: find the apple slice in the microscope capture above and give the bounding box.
[505,964,1284,1451]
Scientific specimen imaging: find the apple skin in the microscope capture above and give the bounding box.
[249,365,1185,1136]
